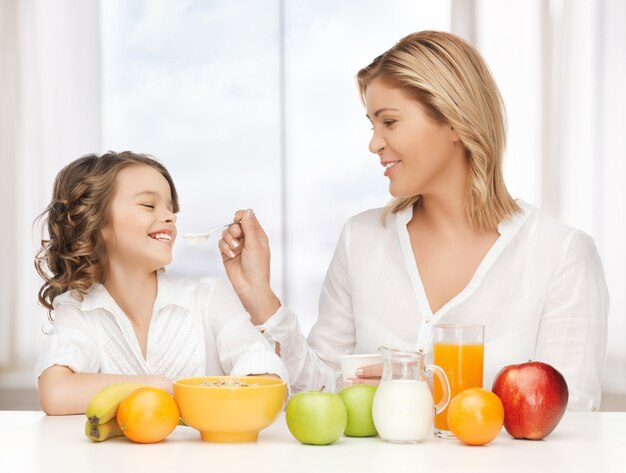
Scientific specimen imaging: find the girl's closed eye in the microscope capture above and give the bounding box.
[141,204,155,209]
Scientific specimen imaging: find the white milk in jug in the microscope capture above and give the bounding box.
[372,379,435,443]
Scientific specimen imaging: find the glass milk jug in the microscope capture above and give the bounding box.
[372,346,450,443]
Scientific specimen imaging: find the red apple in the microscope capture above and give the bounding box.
[492,361,568,440]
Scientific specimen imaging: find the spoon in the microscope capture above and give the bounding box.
[183,221,240,244]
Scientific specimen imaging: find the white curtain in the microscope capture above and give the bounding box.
[547,0,626,399]
[453,0,626,403]
[0,0,101,370]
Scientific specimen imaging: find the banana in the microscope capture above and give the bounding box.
[86,383,145,425]
[85,417,124,442]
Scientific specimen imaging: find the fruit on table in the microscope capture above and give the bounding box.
[446,388,504,446]
[117,387,180,444]
[492,361,569,440]
[286,387,347,445]
[84,417,124,442]
[86,382,145,425]
[338,384,378,437]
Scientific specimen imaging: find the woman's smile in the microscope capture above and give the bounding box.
[382,160,400,176]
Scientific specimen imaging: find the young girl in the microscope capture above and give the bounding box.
[219,31,609,411]
[35,151,287,415]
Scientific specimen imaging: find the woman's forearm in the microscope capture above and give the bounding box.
[238,285,281,325]
[38,365,172,415]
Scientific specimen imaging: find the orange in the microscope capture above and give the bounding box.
[117,387,180,443]
[446,388,504,446]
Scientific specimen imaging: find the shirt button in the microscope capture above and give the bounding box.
[259,327,266,334]
[425,319,430,324]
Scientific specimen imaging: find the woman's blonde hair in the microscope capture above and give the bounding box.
[356,30,520,230]
[34,151,179,320]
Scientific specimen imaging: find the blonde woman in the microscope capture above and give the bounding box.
[220,31,609,411]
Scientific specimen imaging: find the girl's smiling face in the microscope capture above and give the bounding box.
[103,164,177,274]
[364,78,464,198]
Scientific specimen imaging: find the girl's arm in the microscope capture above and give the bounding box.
[38,365,172,415]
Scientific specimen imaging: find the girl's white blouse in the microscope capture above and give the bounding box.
[261,201,609,411]
[36,272,288,382]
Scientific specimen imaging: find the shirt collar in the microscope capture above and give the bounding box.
[395,198,533,237]
[153,270,194,311]
[80,269,194,313]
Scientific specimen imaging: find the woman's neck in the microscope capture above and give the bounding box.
[417,192,469,235]
[410,141,486,236]
[103,266,158,324]
[413,158,475,237]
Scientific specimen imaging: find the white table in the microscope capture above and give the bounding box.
[1,410,624,473]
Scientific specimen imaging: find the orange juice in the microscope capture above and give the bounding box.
[433,342,484,431]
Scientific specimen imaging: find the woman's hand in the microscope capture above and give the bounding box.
[219,209,280,325]
[346,363,383,386]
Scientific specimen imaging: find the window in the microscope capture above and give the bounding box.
[101,0,451,332]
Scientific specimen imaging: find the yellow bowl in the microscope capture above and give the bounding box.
[173,376,287,443]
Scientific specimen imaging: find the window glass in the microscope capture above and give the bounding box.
[101,0,451,332]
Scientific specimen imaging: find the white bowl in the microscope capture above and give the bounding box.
[339,354,382,382]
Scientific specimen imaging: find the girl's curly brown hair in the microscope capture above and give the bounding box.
[34,151,180,321]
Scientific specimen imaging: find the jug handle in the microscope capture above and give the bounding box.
[426,364,450,415]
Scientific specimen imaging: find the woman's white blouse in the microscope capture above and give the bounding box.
[36,272,288,382]
[261,201,609,411]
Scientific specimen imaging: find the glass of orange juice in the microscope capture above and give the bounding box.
[432,324,484,439]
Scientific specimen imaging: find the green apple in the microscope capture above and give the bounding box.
[338,384,378,437]
[285,389,347,445]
